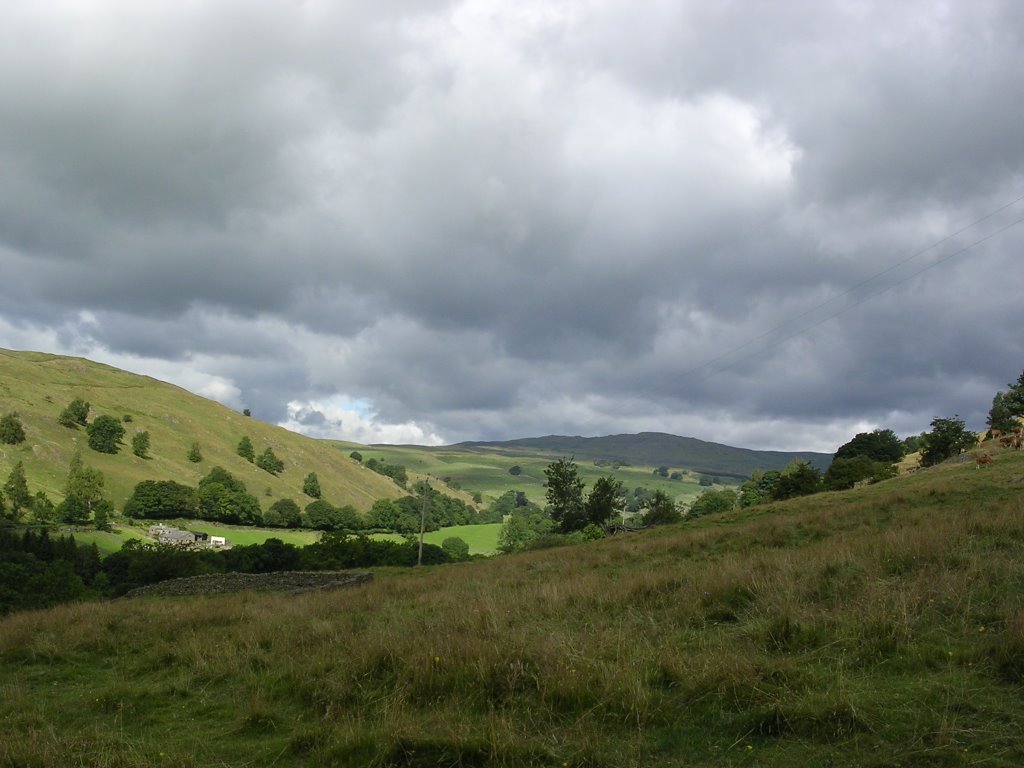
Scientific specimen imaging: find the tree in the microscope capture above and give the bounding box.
[919,415,977,467]
[738,470,781,507]
[823,456,897,491]
[256,447,284,475]
[58,398,90,428]
[642,490,681,526]
[654,466,669,478]
[544,457,586,533]
[197,468,261,525]
[349,451,363,462]
[773,460,822,500]
[583,475,624,527]
[508,465,522,476]
[834,429,904,463]
[237,436,255,462]
[688,488,738,518]
[93,500,113,531]
[83,415,124,454]
[0,412,26,444]
[30,491,56,524]
[123,480,199,519]
[1005,370,1024,416]
[131,430,151,458]
[59,452,106,524]
[264,498,302,528]
[4,461,31,519]
[302,472,321,498]
[986,392,1017,435]
[243,408,251,417]
[441,537,470,561]
[497,508,554,553]
[187,442,203,463]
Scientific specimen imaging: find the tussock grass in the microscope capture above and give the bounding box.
[3,452,1024,765]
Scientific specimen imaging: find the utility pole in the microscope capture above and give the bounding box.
[418,478,429,566]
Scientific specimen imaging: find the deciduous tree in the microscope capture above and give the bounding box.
[131,430,150,458]
[58,398,90,428]
[302,472,321,498]
[86,415,125,454]
[544,457,586,533]
[920,415,977,467]
[237,436,255,462]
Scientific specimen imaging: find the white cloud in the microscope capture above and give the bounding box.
[280,398,445,446]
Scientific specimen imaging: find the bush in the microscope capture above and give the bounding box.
[86,415,125,454]
[0,413,26,445]
[187,442,203,463]
[237,436,255,462]
[131,431,150,458]
[58,398,91,428]
[441,537,470,561]
[256,448,285,475]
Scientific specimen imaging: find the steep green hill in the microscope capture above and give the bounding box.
[448,431,833,479]
[3,447,1023,766]
[0,349,402,512]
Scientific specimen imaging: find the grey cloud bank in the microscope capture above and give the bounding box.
[1,1,1022,452]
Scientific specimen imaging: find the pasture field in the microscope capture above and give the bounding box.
[371,523,502,555]
[342,443,711,507]
[4,448,1024,766]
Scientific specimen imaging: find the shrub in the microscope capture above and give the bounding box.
[86,415,125,454]
[0,412,26,445]
[131,431,150,459]
[58,398,90,428]
[256,448,285,475]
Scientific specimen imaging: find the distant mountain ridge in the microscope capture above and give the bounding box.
[448,432,832,479]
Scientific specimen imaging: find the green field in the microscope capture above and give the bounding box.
[371,523,502,555]
[4,449,1024,766]
[342,443,712,508]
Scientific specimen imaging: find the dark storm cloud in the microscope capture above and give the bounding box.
[1,0,1023,450]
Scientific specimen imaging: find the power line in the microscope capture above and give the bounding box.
[679,194,1024,386]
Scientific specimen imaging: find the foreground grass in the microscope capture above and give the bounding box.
[2,452,1024,766]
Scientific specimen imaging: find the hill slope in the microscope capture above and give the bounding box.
[449,431,833,478]
[3,447,1023,766]
[0,348,402,511]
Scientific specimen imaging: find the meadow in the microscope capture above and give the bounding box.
[2,448,1023,766]
[344,443,710,508]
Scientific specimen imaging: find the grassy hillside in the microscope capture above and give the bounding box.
[343,443,710,508]
[448,432,834,479]
[0,349,402,512]
[3,447,1023,766]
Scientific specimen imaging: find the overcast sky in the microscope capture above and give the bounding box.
[2,1,1023,452]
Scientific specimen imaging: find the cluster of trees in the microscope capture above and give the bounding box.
[987,371,1024,436]
[0,529,103,615]
[236,435,285,475]
[363,457,408,487]
[122,469,478,534]
[493,459,689,552]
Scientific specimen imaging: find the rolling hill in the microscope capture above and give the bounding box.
[0,348,403,512]
[2,443,1022,766]
[448,431,833,479]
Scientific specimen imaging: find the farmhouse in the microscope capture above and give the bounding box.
[148,524,232,550]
